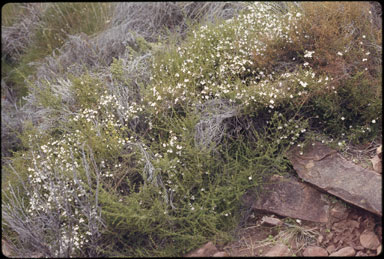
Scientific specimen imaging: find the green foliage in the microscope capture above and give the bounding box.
[1,3,27,26]
[33,3,112,55]
[2,3,113,101]
[2,1,381,258]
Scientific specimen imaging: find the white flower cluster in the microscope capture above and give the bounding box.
[25,134,99,255]
[24,90,140,255]
[147,2,324,113]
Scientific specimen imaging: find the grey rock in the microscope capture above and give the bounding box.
[287,142,382,216]
[242,174,329,223]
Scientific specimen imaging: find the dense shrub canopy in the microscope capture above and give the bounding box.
[1,2,382,257]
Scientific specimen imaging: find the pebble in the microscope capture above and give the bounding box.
[261,216,283,226]
[212,251,229,257]
[186,241,218,257]
[360,231,380,250]
[326,244,336,254]
[265,244,291,256]
[302,246,328,256]
[329,246,356,257]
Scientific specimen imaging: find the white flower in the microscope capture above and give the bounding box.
[372,119,376,124]
[296,12,301,17]
[248,176,252,180]
[304,50,315,58]
[337,52,343,56]
[341,117,345,121]
[269,99,275,104]
[299,81,308,88]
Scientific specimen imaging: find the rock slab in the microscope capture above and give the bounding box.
[242,175,329,223]
[287,142,382,216]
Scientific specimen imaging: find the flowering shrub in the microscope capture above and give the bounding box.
[2,2,381,257]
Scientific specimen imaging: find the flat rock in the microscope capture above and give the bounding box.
[186,241,218,257]
[287,142,382,216]
[302,246,328,256]
[261,216,283,226]
[329,246,356,256]
[360,230,381,250]
[265,243,291,256]
[242,174,329,223]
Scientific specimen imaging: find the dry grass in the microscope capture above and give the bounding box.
[111,2,248,42]
[1,3,46,62]
[194,99,238,150]
[251,223,319,255]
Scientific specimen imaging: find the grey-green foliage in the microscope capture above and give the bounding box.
[1,3,47,62]
[17,2,250,140]
[111,2,249,42]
